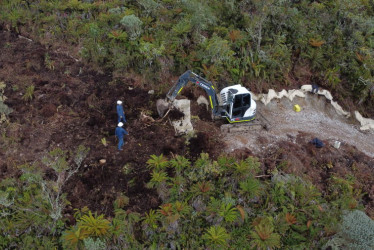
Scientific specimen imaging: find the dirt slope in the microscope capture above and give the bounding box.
[224,94,374,158]
[1,29,373,217]
[0,31,221,216]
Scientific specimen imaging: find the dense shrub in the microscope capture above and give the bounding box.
[1,0,373,106]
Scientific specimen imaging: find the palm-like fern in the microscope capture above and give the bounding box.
[146,170,168,189]
[169,155,190,174]
[78,211,111,238]
[146,154,169,171]
[190,181,214,197]
[239,177,261,199]
[147,170,169,201]
[62,227,87,249]
[143,209,160,229]
[217,155,236,170]
[234,160,250,175]
[218,203,239,223]
[250,219,281,250]
[202,226,230,247]
[173,200,191,217]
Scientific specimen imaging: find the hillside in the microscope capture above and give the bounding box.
[1,0,374,249]
[1,27,374,249]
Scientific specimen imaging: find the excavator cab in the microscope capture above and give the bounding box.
[219,85,256,123]
[159,70,256,123]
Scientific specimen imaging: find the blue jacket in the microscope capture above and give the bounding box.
[115,127,128,139]
[117,104,125,116]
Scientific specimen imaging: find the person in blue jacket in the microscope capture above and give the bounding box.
[117,100,126,123]
[115,122,128,150]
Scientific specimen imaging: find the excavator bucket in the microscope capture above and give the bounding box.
[156,99,170,117]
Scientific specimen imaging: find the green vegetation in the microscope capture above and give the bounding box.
[22,84,35,102]
[1,1,373,249]
[0,146,89,248]
[1,153,371,249]
[0,0,373,104]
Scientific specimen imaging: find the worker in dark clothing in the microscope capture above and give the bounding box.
[311,83,319,94]
[117,100,126,123]
[115,122,128,150]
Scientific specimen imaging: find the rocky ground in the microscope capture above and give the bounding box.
[0,29,373,218]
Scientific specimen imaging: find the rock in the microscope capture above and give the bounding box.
[171,99,193,136]
[148,89,155,95]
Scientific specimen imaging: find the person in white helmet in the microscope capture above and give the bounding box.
[115,122,128,150]
[116,100,126,123]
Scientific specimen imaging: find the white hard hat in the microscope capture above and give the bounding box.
[117,100,122,105]
[118,122,124,127]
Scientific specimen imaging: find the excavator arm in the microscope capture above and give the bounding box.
[166,70,220,115]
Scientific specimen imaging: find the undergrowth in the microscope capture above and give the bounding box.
[0,153,371,249]
[0,0,373,105]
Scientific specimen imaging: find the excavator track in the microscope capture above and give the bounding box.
[220,111,271,133]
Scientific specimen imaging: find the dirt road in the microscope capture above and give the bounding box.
[223,93,374,158]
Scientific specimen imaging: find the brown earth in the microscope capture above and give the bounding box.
[0,29,373,219]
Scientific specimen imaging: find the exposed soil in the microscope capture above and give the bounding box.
[222,94,374,216]
[1,29,374,219]
[0,31,221,217]
[168,109,185,120]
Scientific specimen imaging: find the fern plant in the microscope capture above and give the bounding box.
[146,170,168,189]
[250,218,281,250]
[239,177,261,199]
[190,181,214,197]
[146,154,169,171]
[202,226,230,248]
[78,211,111,238]
[146,170,169,201]
[143,209,160,230]
[218,203,239,224]
[169,155,190,175]
[22,85,35,102]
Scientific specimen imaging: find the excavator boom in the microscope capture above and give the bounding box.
[157,70,265,134]
[166,70,220,116]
